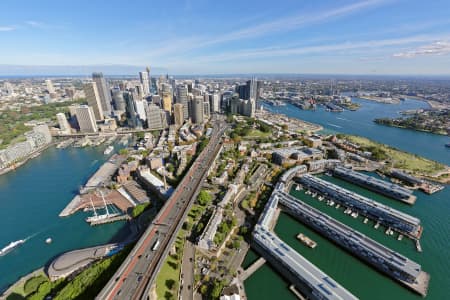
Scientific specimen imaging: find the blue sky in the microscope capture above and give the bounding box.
[1,0,450,75]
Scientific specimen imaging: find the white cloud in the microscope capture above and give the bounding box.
[174,34,450,64]
[26,21,45,28]
[0,26,15,32]
[393,41,450,58]
[144,0,392,58]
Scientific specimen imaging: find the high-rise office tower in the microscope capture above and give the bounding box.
[248,77,257,101]
[162,92,172,116]
[135,99,147,121]
[83,82,104,121]
[111,88,126,111]
[146,104,164,130]
[124,91,141,128]
[56,113,71,134]
[173,103,184,127]
[192,96,204,124]
[176,86,189,120]
[210,93,220,113]
[45,79,55,93]
[139,71,150,95]
[244,77,257,117]
[75,105,98,133]
[203,102,210,119]
[92,72,112,116]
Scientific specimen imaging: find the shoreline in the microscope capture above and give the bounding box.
[0,267,44,299]
[0,142,55,177]
[374,122,448,136]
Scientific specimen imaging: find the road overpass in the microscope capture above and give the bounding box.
[96,117,227,300]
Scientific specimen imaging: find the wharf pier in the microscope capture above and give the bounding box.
[241,257,266,281]
[333,166,416,205]
[253,225,358,300]
[297,174,422,239]
[80,154,125,194]
[89,214,130,226]
[277,191,429,297]
[254,185,358,300]
[59,189,135,217]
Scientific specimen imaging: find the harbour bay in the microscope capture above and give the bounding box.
[0,146,129,292]
[245,99,450,300]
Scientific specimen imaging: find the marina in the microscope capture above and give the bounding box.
[277,191,429,296]
[297,174,423,240]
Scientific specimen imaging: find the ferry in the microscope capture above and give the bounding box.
[0,240,25,256]
[104,145,114,155]
[296,233,317,249]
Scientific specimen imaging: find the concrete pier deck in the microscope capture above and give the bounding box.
[241,257,266,281]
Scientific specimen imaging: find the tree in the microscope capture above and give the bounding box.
[211,280,224,299]
[199,284,208,295]
[197,190,212,206]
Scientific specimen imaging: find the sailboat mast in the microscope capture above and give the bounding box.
[101,191,110,216]
[90,196,97,217]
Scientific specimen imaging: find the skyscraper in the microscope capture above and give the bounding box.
[192,96,204,124]
[210,93,220,113]
[248,77,257,117]
[124,91,141,128]
[135,99,147,121]
[173,103,184,127]
[139,71,150,95]
[111,88,126,111]
[45,79,55,93]
[176,86,189,120]
[75,105,98,133]
[162,92,172,116]
[92,72,112,116]
[56,113,71,134]
[83,82,104,121]
[146,104,164,130]
[203,102,210,119]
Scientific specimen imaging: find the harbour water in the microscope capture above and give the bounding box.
[262,98,449,165]
[0,146,129,292]
[245,99,450,300]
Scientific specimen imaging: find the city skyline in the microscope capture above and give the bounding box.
[1,0,450,75]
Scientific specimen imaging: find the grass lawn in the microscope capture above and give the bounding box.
[155,229,187,300]
[244,129,271,139]
[7,269,47,298]
[345,135,446,174]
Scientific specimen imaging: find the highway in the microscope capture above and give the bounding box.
[96,116,227,300]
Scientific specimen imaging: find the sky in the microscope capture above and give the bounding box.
[1,0,450,75]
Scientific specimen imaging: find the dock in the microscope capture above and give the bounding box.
[277,191,429,296]
[80,154,125,194]
[333,166,416,205]
[241,257,266,281]
[297,174,422,239]
[89,214,130,226]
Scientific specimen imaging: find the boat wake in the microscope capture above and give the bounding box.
[327,123,343,129]
[336,117,350,121]
[90,159,99,166]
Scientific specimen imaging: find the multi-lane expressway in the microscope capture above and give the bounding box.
[97,116,227,300]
